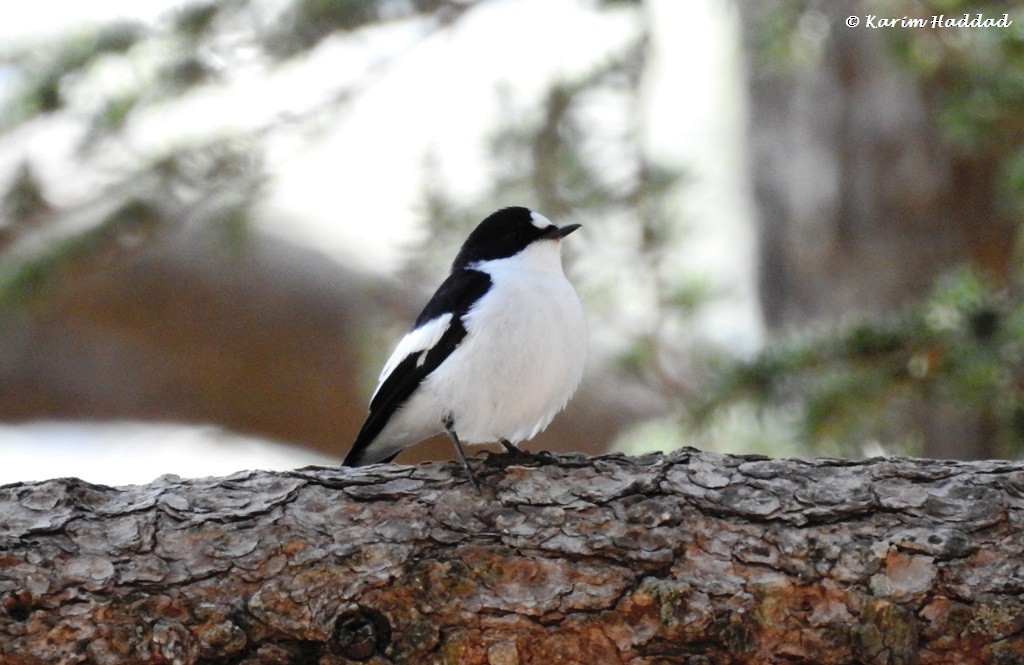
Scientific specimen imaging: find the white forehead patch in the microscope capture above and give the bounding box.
[529,211,552,229]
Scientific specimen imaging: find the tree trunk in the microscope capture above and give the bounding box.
[740,0,1016,329]
[1,449,1023,664]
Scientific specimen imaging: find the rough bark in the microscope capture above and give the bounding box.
[2,449,1024,664]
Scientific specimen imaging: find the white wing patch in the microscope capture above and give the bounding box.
[372,313,453,400]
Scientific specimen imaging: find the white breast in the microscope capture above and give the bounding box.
[424,240,587,443]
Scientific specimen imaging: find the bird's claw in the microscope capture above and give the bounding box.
[498,440,556,465]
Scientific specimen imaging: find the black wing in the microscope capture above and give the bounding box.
[343,268,492,466]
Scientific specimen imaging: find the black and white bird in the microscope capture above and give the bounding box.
[342,207,587,485]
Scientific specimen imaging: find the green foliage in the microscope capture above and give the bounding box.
[1,22,144,125]
[748,0,817,69]
[883,0,1024,216]
[2,162,48,224]
[173,2,222,39]
[264,0,463,57]
[699,267,1024,456]
[266,0,380,55]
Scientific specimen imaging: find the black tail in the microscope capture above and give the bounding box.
[342,429,375,467]
[342,422,400,467]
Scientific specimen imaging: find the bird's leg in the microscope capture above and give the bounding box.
[499,438,519,454]
[443,416,481,493]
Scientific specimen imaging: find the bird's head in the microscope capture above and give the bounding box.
[452,207,581,270]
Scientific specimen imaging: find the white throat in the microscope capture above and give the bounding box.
[471,240,565,278]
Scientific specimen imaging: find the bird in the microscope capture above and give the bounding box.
[342,206,587,488]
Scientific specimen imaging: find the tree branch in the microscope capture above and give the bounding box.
[2,449,1023,664]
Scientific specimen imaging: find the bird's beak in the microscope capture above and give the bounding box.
[544,223,581,240]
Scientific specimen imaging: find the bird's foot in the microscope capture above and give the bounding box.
[461,460,507,495]
[498,439,556,465]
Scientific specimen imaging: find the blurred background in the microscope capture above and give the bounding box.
[1,0,1022,485]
